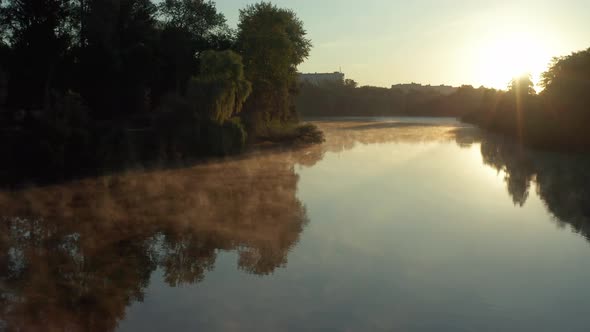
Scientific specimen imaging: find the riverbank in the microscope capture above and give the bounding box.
[0,112,324,188]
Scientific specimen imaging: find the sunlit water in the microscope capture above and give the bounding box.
[2,118,590,331]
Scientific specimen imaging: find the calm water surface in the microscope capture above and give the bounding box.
[2,118,590,331]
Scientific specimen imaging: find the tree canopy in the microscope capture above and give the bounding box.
[236,2,311,135]
[188,50,252,124]
[508,74,536,96]
[540,48,590,120]
[0,0,320,179]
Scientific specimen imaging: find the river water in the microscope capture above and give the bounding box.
[1,118,590,331]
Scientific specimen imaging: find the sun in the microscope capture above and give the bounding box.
[476,32,552,90]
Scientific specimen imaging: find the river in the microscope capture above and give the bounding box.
[1,118,590,331]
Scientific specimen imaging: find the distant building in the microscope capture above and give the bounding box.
[391,83,457,95]
[299,72,345,86]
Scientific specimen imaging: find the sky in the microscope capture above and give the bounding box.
[215,0,589,89]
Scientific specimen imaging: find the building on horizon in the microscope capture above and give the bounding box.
[299,72,345,86]
[391,83,457,95]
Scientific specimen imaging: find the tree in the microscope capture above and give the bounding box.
[0,0,77,110]
[344,78,358,89]
[188,50,251,124]
[158,0,225,37]
[77,0,159,117]
[540,48,590,120]
[508,74,536,96]
[236,2,311,135]
[154,0,231,98]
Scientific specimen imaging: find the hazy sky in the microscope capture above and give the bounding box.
[216,0,589,89]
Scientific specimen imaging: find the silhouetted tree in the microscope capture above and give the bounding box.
[344,78,358,89]
[77,0,158,117]
[541,48,590,123]
[508,74,536,96]
[155,0,231,98]
[0,0,77,110]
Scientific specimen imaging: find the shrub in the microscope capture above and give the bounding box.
[188,50,252,124]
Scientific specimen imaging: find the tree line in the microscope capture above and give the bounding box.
[0,0,323,182]
[463,48,590,150]
[298,47,590,151]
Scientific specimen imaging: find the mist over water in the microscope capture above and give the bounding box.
[2,118,590,331]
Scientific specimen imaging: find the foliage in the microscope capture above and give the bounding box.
[508,74,536,96]
[188,50,252,124]
[158,0,225,37]
[260,122,324,146]
[344,79,358,89]
[236,1,311,136]
[204,117,247,155]
[462,55,590,150]
[292,123,325,145]
[0,0,320,181]
[297,80,479,117]
[0,0,77,109]
[541,48,590,122]
[77,0,159,117]
[155,0,232,99]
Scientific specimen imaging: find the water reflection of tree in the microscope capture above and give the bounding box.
[0,152,309,331]
[318,121,590,236]
[479,136,535,206]
[0,216,156,331]
[454,128,590,240]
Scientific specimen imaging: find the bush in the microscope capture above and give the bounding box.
[293,123,325,145]
[260,122,324,145]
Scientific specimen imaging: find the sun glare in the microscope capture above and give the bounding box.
[476,32,552,90]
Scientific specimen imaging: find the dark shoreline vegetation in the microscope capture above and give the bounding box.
[298,48,590,152]
[0,0,324,185]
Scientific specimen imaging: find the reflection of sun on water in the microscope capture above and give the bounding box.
[476,32,553,90]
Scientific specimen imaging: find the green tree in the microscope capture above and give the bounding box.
[188,49,252,124]
[236,1,311,136]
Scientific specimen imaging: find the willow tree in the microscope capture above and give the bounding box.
[236,2,311,135]
[188,50,252,124]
